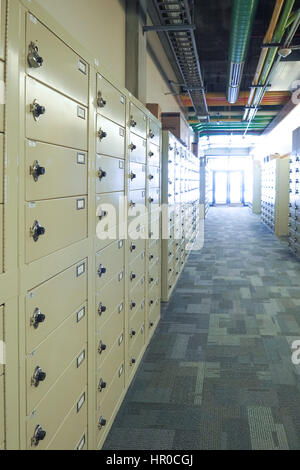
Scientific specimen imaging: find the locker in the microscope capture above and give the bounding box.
[129,102,147,139]
[149,257,160,279]
[26,260,87,352]
[97,311,124,366]
[149,241,161,263]
[129,252,145,290]
[25,140,87,201]
[26,77,87,150]
[148,165,160,189]
[0,0,5,61]
[128,189,146,224]
[96,191,125,234]
[129,133,147,164]
[96,155,125,194]
[0,61,4,133]
[129,281,145,319]
[46,388,87,450]
[26,14,88,106]
[128,162,146,191]
[148,143,160,167]
[97,334,124,403]
[25,196,88,263]
[96,115,125,159]
[26,304,87,412]
[148,119,160,147]
[129,324,145,372]
[96,363,124,447]
[149,237,161,250]
[149,277,161,300]
[26,350,87,450]
[97,74,126,127]
[148,187,160,207]
[95,240,124,291]
[0,133,3,204]
[0,373,4,447]
[128,237,145,265]
[0,205,3,273]
[96,272,124,322]
[149,298,160,323]
[129,301,145,344]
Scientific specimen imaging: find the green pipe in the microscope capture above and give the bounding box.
[285,9,300,28]
[227,0,259,103]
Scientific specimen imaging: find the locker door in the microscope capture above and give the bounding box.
[129,103,147,139]
[97,115,125,159]
[0,61,4,133]
[96,155,125,194]
[97,74,126,126]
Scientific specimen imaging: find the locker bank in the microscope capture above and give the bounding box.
[1,0,300,451]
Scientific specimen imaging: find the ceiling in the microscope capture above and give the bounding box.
[147,0,300,136]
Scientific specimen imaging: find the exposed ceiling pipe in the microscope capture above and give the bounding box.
[227,0,259,104]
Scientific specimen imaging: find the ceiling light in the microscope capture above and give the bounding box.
[278,48,292,58]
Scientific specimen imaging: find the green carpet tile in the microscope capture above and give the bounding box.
[103,207,300,450]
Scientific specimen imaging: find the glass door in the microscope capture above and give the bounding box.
[214,171,228,204]
[229,171,243,204]
[213,171,245,205]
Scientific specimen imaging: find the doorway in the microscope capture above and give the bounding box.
[213,171,245,205]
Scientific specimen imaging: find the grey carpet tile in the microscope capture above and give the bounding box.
[103,207,300,450]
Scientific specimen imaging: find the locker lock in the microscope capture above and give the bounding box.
[31,425,46,447]
[31,366,47,388]
[98,378,107,392]
[130,118,137,128]
[98,168,107,180]
[130,272,136,281]
[169,146,173,151]
[149,151,154,157]
[130,329,136,338]
[98,417,107,429]
[149,254,154,260]
[149,299,154,305]
[30,160,46,182]
[149,175,154,180]
[27,42,43,68]
[130,243,136,252]
[129,200,136,209]
[97,264,107,277]
[97,92,107,108]
[149,277,154,283]
[98,303,107,315]
[129,172,137,180]
[149,321,154,328]
[130,301,136,310]
[130,358,136,366]
[31,308,46,329]
[149,130,155,139]
[30,220,45,242]
[98,128,107,141]
[98,209,108,220]
[98,341,107,354]
[129,143,137,152]
[30,100,46,120]
[148,197,154,204]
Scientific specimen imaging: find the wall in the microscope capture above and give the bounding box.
[36,0,126,87]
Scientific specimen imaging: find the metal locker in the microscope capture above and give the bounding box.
[46,388,87,450]
[148,187,160,208]
[0,373,4,447]
[129,253,146,291]
[26,14,89,106]
[129,133,147,164]
[129,324,145,373]
[129,103,147,139]
[129,303,145,344]
[96,364,124,447]
[26,304,87,412]
[0,0,5,61]
[26,350,87,450]
[0,133,3,204]
[97,74,126,127]
[26,196,88,263]
[25,140,87,201]
[128,189,146,224]
[148,143,160,167]
[97,115,125,159]
[97,310,124,366]
[148,165,160,189]
[129,280,145,319]
[128,162,146,191]
[26,260,87,352]
[0,61,4,133]
[0,205,3,273]
[96,272,124,323]
[128,237,145,265]
[26,77,88,150]
[97,333,124,384]
[95,240,125,291]
[96,155,125,194]
[149,299,160,330]
[148,119,160,147]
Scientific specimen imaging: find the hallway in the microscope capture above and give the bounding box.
[103,207,300,450]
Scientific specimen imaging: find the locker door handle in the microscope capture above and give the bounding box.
[98,168,107,180]
[149,321,154,328]
[97,265,107,277]
[149,151,154,157]
[149,130,155,139]
[129,201,136,208]
[98,378,107,391]
[130,243,136,252]
[31,308,46,329]
[130,329,136,338]
[30,160,46,182]
[98,341,107,354]
[98,129,107,141]
[97,92,107,108]
[31,366,47,388]
[130,118,137,128]
[30,220,45,242]
[130,301,136,310]
[30,100,46,120]
[130,272,136,281]
[130,358,136,366]
[149,175,154,180]
[148,197,154,204]
[129,172,136,180]
[98,417,107,429]
[31,425,46,447]
[98,303,107,315]
[129,143,137,151]
[27,42,43,68]
[98,210,108,220]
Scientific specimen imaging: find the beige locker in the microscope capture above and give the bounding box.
[0,373,4,447]
[97,115,125,159]
[96,191,125,234]
[97,337,124,404]
[27,350,87,450]
[149,187,160,208]
[97,74,126,127]
[129,133,146,164]
[0,0,5,61]
[129,102,147,139]
[0,133,3,204]
[26,305,87,412]
[26,77,88,150]
[96,363,124,447]
[148,165,160,189]
[149,299,160,330]
[96,155,124,194]
[46,388,87,450]
[128,237,145,265]
[95,240,124,291]
[26,260,87,352]
[96,272,124,322]
[149,277,161,299]
[128,189,146,225]
[129,252,145,290]
[129,303,145,343]
[148,119,160,147]
[129,280,145,319]
[25,141,87,201]
[0,305,3,377]
[128,162,146,191]
[0,205,3,273]
[0,61,4,133]
[26,14,88,106]
[26,196,88,263]
[97,310,124,366]
[149,242,161,264]
[148,143,160,167]
[129,324,145,371]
